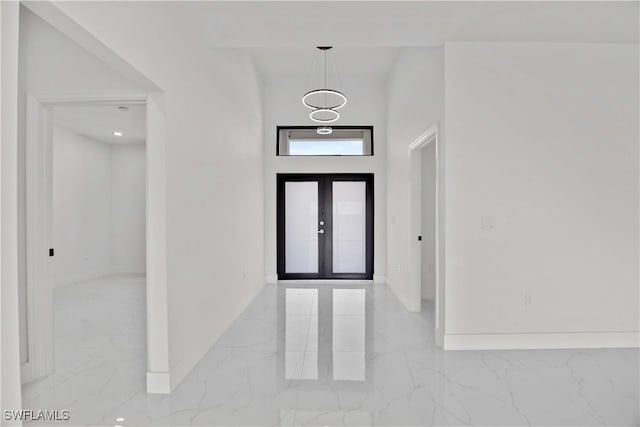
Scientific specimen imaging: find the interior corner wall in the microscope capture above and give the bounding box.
[49,2,265,390]
[444,42,639,343]
[420,142,436,300]
[262,76,387,283]
[110,144,146,275]
[385,47,444,310]
[52,127,113,286]
[51,127,146,287]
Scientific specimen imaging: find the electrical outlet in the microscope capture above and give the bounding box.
[397,264,401,273]
[524,292,533,307]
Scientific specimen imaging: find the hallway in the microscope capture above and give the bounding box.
[22,279,639,426]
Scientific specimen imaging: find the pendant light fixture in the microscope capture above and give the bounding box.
[316,126,333,135]
[302,46,346,134]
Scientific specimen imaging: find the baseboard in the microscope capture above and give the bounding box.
[278,279,372,285]
[54,266,112,287]
[443,331,640,350]
[265,274,278,285]
[106,271,146,279]
[110,265,146,275]
[435,327,444,349]
[21,361,36,384]
[373,274,386,284]
[55,268,145,287]
[146,371,171,394]
[166,283,265,392]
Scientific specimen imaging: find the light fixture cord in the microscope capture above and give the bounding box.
[324,50,327,88]
[324,50,328,106]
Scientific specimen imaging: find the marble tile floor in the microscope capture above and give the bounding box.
[22,276,639,427]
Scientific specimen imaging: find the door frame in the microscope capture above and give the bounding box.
[408,123,444,348]
[277,173,374,281]
[22,91,171,393]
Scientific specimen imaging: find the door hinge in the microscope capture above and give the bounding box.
[418,236,422,241]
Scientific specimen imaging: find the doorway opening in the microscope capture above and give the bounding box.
[277,174,374,280]
[420,143,437,303]
[408,124,444,347]
[21,99,147,394]
[19,91,170,397]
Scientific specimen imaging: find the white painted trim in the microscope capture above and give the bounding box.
[443,331,640,350]
[408,124,439,151]
[146,371,171,394]
[373,274,386,284]
[265,274,278,285]
[22,95,55,383]
[23,91,170,395]
[54,266,113,288]
[145,93,170,394]
[278,280,373,286]
[27,91,147,105]
[435,327,444,348]
[407,123,444,341]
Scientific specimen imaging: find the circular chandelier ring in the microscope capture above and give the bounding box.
[317,126,333,135]
[302,89,347,110]
[309,108,340,123]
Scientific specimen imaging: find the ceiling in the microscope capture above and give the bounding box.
[176,1,639,48]
[251,47,400,81]
[53,104,146,145]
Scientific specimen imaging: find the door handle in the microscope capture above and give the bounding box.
[318,229,325,234]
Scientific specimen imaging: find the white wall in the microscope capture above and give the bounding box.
[1,0,24,416]
[110,144,146,274]
[17,6,142,364]
[386,48,444,311]
[444,43,639,343]
[262,77,386,283]
[420,142,436,300]
[48,2,265,389]
[52,127,112,285]
[52,127,146,286]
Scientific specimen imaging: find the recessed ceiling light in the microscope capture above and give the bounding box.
[116,418,125,422]
[113,131,124,137]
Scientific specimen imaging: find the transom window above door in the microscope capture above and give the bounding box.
[277,126,373,156]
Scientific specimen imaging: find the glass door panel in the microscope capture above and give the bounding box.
[332,181,367,274]
[278,174,372,280]
[284,181,319,274]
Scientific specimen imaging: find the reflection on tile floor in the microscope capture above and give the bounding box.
[22,277,639,426]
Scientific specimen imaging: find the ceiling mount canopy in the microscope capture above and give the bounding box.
[302,46,347,134]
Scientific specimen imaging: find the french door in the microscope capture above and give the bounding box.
[277,174,374,280]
